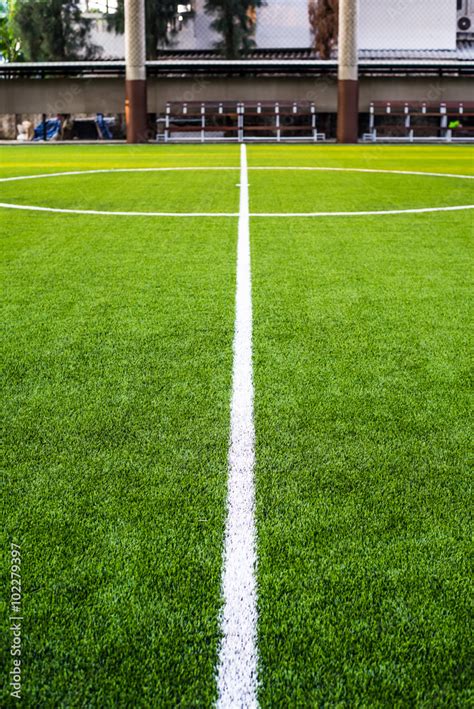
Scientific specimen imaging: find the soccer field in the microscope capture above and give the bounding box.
[2,144,472,706]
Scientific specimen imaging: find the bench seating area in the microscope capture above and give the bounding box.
[156,101,326,143]
[363,101,474,142]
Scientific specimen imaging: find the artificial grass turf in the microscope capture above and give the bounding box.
[0,143,242,178]
[0,170,241,213]
[250,184,473,703]
[1,206,237,706]
[246,143,474,176]
[1,144,473,706]
[249,170,473,212]
[246,145,473,218]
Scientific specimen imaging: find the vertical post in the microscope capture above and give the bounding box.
[238,103,244,144]
[125,0,147,143]
[368,102,375,141]
[165,104,170,143]
[440,102,447,139]
[337,0,359,144]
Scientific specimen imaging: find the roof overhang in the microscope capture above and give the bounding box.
[0,58,472,79]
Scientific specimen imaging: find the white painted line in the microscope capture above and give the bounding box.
[0,165,471,185]
[0,166,240,184]
[251,205,474,218]
[0,165,472,218]
[217,144,258,708]
[1,202,472,218]
[248,166,474,180]
[0,203,238,217]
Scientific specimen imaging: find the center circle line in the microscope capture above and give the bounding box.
[0,165,472,217]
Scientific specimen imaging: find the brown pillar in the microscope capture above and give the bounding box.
[337,80,359,143]
[125,0,147,143]
[337,0,359,144]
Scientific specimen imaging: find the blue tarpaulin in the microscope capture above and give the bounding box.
[33,118,61,141]
[96,113,113,140]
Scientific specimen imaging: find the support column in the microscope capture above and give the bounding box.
[125,0,147,143]
[337,0,359,144]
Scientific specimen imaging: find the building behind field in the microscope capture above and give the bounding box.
[83,0,464,59]
[1,0,473,141]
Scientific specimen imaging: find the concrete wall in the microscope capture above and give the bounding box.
[1,75,471,122]
[0,78,124,116]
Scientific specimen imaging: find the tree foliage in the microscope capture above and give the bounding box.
[108,1,185,60]
[204,0,263,59]
[308,0,338,60]
[13,0,97,61]
[0,0,22,61]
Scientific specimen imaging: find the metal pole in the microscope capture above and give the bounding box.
[337,0,359,143]
[125,0,147,143]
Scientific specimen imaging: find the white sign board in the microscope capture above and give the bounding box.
[175,0,459,53]
[256,0,311,49]
[359,0,457,51]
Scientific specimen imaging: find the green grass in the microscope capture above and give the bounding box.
[1,144,473,707]
[252,212,472,706]
[1,143,240,706]
[0,170,240,212]
[250,170,472,212]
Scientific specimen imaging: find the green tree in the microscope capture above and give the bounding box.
[108,1,187,60]
[13,0,98,61]
[0,1,22,61]
[308,0,338,59]
[205,0,263,58]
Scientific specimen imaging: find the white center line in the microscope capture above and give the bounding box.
[217,144,258,708]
